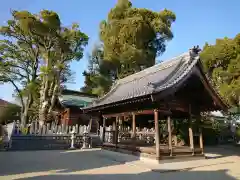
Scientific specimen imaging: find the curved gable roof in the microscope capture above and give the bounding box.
[84,48,228,111]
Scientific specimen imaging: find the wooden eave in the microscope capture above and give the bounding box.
[85,95,152,112]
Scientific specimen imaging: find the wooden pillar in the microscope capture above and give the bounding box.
[173,119,178,146]
[96,120,100,135]
[154,109,160,159]
[112,119,116,145]
[67,108,70,125]
[167,116,173,156]
[131,113,136,138]
[199,127,204,154]
[115,117,119,147]
[88,117,93,133]
[197,116,204,154]
[112,120,116,130]
[188,105,194,155]
[102,117,106,143]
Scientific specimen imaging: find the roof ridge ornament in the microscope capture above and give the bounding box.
[189,45,201,58]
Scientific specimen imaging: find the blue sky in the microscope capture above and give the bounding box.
[0,0,239,102]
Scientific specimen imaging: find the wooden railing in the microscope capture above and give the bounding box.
[100,126,156,145]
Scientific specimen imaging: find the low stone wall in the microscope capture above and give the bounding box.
[10,135,101,151]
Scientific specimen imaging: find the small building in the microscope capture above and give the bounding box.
[84,47,228,159]
[0,99,20,125]
[56,89,98,132]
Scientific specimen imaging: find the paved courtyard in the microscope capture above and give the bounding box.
[0,147,240,180]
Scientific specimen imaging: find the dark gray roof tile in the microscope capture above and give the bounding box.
[86,51,199,109]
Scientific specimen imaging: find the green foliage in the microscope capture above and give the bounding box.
[82,0,176,95]
[0,10,42,125]
[33,10,89,123]
[236,128,240,138]
[81,46,113,96]
[200,34,240,107]
[0,104,20,125]
[0,10,89,124]
[100,0,176,79]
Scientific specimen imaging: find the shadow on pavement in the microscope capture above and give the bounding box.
[17,169,236,180]
[0,148,238,180]
[204,145,240,159]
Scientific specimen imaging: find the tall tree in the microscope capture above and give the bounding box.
[0,10,88,125]
[81,45,113,96]
[44,23,88,123]
[100,0,176,79]
[20,11,89,124]
[200,34,240,108]
[82,0,176,95]
[0,11,41,126]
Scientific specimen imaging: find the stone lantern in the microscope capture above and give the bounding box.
[69,127,76,149]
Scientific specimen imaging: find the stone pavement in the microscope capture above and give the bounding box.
[0,147,240,180]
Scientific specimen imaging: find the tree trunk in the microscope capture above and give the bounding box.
[48,84,59,113]
[21,108,27,127]
[39,101,48,125]
[47,69,62,122]
[21,94,33,127]
[39,52,51,124]
[39,75,50,124]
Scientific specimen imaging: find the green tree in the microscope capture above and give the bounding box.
[100,0,176,79]
[0,11,41,126]
[82,0,176,95]
[37,14,88,123]
[200,34,240,108]
[0,10,88,125]
[81,45,113,96]
[0,104,20,125]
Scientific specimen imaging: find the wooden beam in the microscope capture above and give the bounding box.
[131,113,136,138]
[102,109,171,118]
[103,112,130,118]
[188,104,194,155]
[167,116,173,156]
[154,109,160,159]
[168,101,189,113]
[90,96,151,112]
[136,110,154,115]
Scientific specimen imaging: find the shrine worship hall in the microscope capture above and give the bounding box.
[83,46,228,160]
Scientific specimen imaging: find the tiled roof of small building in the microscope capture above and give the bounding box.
[58,90,97,108]
[85,49,200,110]
[0,99,19,107]
[0,99,10,107]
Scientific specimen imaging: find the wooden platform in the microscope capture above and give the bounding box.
[102,142,204,160]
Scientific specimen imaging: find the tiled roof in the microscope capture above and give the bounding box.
[0,99,13,107]
[59,94,97,108]
[85,50,200,110]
